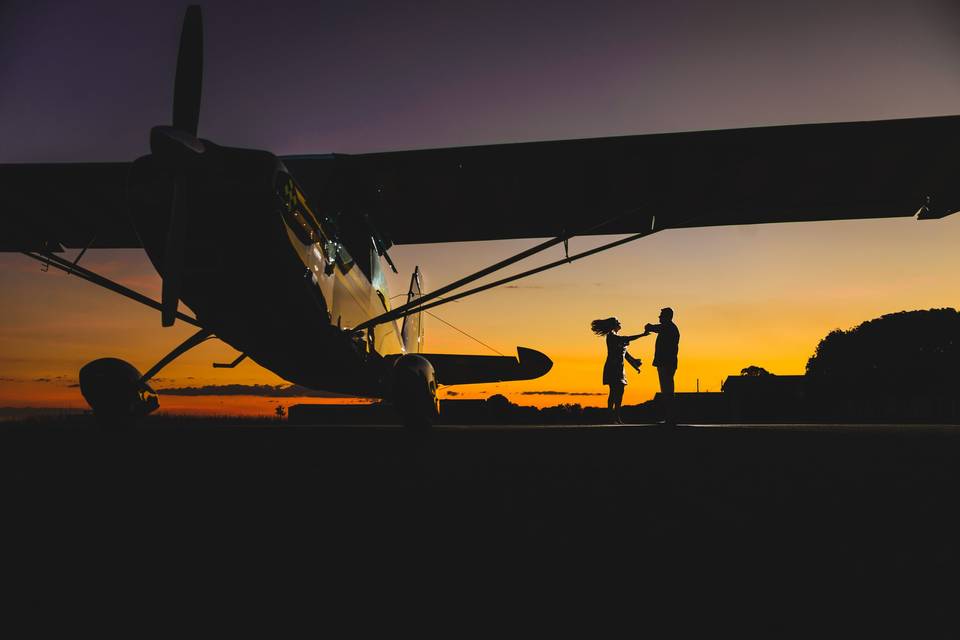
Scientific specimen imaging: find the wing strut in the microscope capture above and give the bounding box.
[354,216,659,333]
[21,251,203,328]
[354,211,655,333]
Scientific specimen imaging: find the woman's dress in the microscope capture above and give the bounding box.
[602,332,629,386]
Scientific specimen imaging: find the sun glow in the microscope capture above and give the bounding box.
[2,215,959,417]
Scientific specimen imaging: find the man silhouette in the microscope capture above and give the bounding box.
[645,307,680,425]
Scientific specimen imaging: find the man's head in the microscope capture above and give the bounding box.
[659,307,674,322]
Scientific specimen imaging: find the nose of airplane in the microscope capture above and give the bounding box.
[150,126,206,165]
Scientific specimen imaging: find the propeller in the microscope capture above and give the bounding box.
[156,5,204,327]
[161,175,188,327]
[172,5,203,136]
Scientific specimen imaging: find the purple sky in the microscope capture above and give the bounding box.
[3,0,959,162]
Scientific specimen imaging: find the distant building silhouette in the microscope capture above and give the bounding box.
[721,375,806,422]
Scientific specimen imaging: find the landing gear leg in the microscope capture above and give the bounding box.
[140,329,212,383]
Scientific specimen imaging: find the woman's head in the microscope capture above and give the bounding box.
[591,317,621,335]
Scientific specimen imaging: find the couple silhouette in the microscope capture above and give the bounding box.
[591,308,680,425]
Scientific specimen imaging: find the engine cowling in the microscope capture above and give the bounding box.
[79,358,159,428]
[392,354,440,429]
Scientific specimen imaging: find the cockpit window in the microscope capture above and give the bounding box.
[277,172,325,245]
[277,172,356,273]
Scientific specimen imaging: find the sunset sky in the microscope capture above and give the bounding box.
[2,0,960,416]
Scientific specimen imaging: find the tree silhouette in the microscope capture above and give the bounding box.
[805,308,960,420]
[740,365,773,377]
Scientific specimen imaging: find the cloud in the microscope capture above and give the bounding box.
[520,390,604,396]
[48,376,80,386]
[156,384,356,398]
[1,376,73,385]
[0,375,76,385]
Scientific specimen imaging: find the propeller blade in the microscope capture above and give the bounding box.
[172,5,203,135]
[161,174,188,327]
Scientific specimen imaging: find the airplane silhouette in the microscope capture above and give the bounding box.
[1,6,956,427]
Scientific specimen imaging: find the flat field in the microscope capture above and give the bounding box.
[3,421,958,622]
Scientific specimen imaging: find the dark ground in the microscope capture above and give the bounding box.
[3,420,959,630]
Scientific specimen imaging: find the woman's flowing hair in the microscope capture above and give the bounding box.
[591,317,619,336]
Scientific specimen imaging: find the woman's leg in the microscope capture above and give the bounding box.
[611,385,625,423]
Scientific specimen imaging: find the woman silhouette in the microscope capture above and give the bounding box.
[591,317,648,424]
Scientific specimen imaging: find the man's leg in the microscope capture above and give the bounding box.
[657,366,676,424]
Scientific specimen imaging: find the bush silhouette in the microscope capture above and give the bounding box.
[740,365,773,377]
[805,308,959,420]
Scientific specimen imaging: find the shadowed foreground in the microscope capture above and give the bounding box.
[2,421,958,625]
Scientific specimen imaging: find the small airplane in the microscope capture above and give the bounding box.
[1,6,957,427]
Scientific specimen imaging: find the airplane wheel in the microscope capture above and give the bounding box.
[392,355,440,431]
[79,358,159,430]
[399,396,438,431]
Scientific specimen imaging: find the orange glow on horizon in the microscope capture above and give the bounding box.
[2,216,959,418]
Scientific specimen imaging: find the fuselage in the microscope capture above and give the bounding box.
[127,141,405,397]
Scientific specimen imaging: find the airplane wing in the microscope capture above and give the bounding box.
[282,114,960,245]
[0,162,137,251]
[3,115,956,253]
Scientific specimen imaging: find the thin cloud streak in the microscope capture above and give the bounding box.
[157,384,357,398]
[520,390,604,396]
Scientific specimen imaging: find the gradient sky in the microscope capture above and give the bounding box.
[2,0,960,415]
